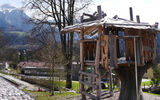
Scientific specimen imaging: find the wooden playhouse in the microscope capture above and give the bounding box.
[61,6,160,100]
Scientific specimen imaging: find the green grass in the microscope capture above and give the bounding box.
[141,81,152,86]
[72,81,79,92]
[22,76,80,92]
[23,89,79,100]
[0,70,10,75]
[9,31,26,36]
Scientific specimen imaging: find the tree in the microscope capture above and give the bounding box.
[27,23,66,95]
[115,64,152,100]
[0,31,19,64]
[24,0,92,88]
[40,42,64,96]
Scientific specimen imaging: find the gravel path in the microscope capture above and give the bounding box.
[0,77,35,100]
[0,73,39,91]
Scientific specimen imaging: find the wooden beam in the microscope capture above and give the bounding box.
[79,29,86,100]
[129,7,133,21]
[136,15,140,23]
[109,68,113,96]
[133,37,139,100]
[95,26,102,100]
[85,27,98,35]
[97,5,102,19]
[101,36,104,66]
[83,13,97,18]
[82,17,97,22]
[79,71,98,77]
[80,91,98,100]
[89,30,98,36]
[135,38,141,66]
[80,39,97,42]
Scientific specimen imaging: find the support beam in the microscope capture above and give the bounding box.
[80,29,86,100]
[97,5,102,19]
[134,37,139,100]
[129,7,133,21]
[136,15,140,23]
[95,26,102,100]
[80,91,98,100]
[109,68,113,96]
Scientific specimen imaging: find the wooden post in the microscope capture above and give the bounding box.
[109,68,113,96]
[81,15,84,23]
[129,7,133,21]
[108,31,116,96]
[136,15,140,23]
[80,29,86,100]
[134,37,139,100]
[97,5,102,20]
[95,26,102,100]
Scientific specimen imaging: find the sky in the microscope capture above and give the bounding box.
[92,0,160,24]
[0,0,22,8]
[0,0,160,24]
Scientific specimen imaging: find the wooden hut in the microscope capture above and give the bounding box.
[61,6,160,100]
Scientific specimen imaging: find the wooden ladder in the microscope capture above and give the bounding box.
[79,38,102,100]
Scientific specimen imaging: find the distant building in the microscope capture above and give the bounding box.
[18,61,50,76]
[18,61,65,77]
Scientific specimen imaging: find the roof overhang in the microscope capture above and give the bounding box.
[61,17,160,34]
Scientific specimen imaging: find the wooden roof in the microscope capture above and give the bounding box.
[61,16,160,34]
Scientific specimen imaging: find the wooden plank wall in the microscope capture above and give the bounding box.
[84,42,96,60]
[124,29,135,61]
[124,28,155,66]
[141,30,155,63]
[109,33,118,68]
[101,35,109,70]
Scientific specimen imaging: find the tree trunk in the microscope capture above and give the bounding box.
[116,63,151,100]
[66,62,72,88]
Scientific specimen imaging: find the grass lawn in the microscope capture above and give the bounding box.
[23,89,79,100]
[0,70,9,75]
[141,81,152,86]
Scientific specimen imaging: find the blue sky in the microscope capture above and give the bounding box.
[0,0,160,24]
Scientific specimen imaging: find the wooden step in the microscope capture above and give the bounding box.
[80,91,98,100]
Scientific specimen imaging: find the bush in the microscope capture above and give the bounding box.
[151,64,160,87]
[10,62,17,69]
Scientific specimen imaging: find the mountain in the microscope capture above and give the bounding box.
[0,4,33,31]
[0,4,34,49]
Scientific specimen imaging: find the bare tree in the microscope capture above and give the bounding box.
[30,25,66,95]
[41,42,65,96]
[23,0,92,88]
